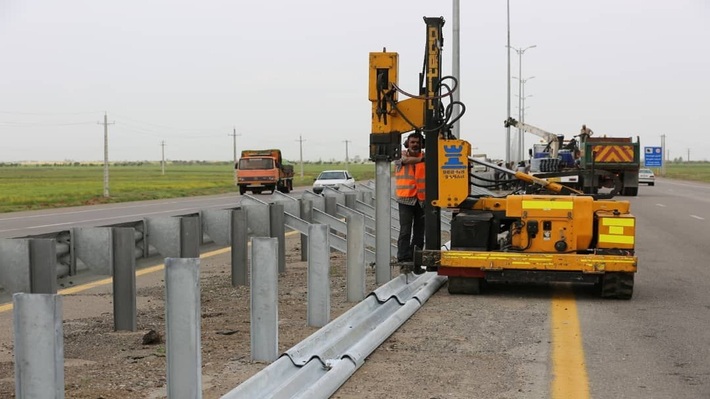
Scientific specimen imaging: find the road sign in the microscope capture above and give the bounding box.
[644,146,663,167]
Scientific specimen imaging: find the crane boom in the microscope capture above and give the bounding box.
[504,117,563,158]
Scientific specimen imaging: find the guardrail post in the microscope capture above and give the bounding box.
[13,293,64,399]
[344,192,357,209]
[180,216,200,258]
[165,257,202,399]
[324,196,337,217]
[376,162,392,284]
[346,211,366,302]
[307,224,330,327]
[251,238,278,362]
[300,199,313,261]
[269,203,286,274]
[231,208,249,287]
[113,228,136,331]
[30,239,58,294]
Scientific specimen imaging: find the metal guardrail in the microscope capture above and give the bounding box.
[5,182,453,397]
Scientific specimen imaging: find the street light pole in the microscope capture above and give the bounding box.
[514,75,534,155]
[506,0,511,165]
[508,44,536,161]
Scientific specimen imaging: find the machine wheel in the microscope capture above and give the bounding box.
[266,184,276,194]
[649,182,655,186]
[238,185,246,195]
[447,277,481,295]
[600,273,634,299]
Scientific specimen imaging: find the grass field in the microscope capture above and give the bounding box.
[0,162,377,213]
[0,161,707,213]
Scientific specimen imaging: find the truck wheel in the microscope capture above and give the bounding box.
[447,277,481,295]
[239,186,246,195]
[600,273,634,300]
[622,187,638,196]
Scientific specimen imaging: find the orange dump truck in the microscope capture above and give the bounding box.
[235,149,294,195]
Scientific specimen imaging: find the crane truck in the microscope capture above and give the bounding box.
[369,17,637,298]
[505,117,641,196]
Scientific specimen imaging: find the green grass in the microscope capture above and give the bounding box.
[656,162,710,183]
[2,161,706,214]
[0,162,377,213]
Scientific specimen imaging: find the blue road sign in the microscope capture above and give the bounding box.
[644,146,662,167]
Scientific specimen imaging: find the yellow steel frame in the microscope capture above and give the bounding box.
[441,251,637,274]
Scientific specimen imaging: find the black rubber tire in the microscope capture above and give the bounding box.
[600,272,634,299]
[447,277,482,295]
[622,186,638,196]
[238,186,246,195]
[649,182,655,186]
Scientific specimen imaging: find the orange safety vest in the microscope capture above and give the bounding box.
[395,152,425,201]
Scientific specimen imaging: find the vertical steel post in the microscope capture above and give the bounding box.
[29,239,57,294]
[269,203,286,274]
[346,211,366,302]
[13,293,64,399]
[250,238,279,362]
[231,208,249,287]
[307,224,330,327]
[375,161,391,284]
[300,199,313,261]
[180,216,200,258]
[165,258,202,399]
[113,227,136,331]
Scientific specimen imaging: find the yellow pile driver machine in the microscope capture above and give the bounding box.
[369,17,637,299]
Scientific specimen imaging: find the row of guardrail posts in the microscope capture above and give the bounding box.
[8,185,381,398]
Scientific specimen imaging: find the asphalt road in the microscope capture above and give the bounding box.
[577,178,710,398]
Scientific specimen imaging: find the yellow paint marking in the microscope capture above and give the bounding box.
[608,226,624,235]
[0,230,306,314]
[522,200,574,210]
[599,234,634,245]
[602,218,635,227]
[551,286,590,399]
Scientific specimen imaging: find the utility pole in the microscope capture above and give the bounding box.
[228,127,241,165]
[687,148,690,163]
[97,112,115,198]
[160,141,166,175]
[296,135,306,178]
[661,134,666,176]
[343,140,351,171]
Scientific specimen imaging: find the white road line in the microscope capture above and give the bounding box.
[690,215,705,220]
[655,203,667,207]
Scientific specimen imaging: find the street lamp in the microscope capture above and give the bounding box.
[508,44,537,161]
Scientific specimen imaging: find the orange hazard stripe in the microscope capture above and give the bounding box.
[592,145,634,163]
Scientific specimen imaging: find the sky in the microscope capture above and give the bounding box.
[1,0,708,163]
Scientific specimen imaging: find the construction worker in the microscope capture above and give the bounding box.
[394,131,425,263]
[579,124,594,141]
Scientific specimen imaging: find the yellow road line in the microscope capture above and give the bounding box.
[551,286,590,399]
[0,247,232,314]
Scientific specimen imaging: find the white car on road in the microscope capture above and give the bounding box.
[639,168,655,186]
[313,170,355,194]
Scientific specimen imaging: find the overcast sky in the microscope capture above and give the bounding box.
[1,0,708,163]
